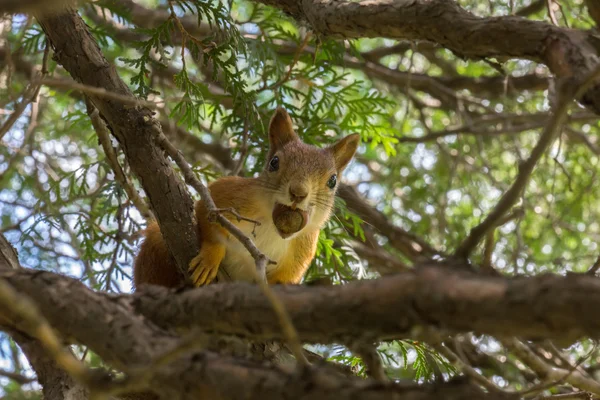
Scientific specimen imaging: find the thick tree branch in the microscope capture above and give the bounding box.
[5,261,600,347]
[37,8,198,282]
[254,0,600,114]
[0,262,510,399]
[129,266,600,345]
[0,234,89,400]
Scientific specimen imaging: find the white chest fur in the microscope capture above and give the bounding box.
[219,215,290,283]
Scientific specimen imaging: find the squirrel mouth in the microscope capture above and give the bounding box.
[272,203,308,238]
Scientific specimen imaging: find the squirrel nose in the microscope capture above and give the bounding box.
[289,183,308,203]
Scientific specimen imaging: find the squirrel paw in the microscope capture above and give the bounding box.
[189,252,219,287]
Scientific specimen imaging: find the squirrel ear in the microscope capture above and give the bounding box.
[329,133,360,172]
[268,108,298,151]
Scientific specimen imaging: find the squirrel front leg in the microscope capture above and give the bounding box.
[189,200,229,287]
[267,231,319,284]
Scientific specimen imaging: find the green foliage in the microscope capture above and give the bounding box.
[3,0,600,396]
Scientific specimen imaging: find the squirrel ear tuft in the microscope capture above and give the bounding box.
[329,133,360,172]
[268,108,298,151]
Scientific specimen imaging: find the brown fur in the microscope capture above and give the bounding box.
[133,108,360,289]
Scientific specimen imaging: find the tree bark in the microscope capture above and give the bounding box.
[0,256,513,399]
[253,0,600,114]
[37,8,199,282]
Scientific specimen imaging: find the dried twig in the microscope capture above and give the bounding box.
[268,32,312,90]
[537,392,593,400]
[0,368,34,384]
[104,329,213,396]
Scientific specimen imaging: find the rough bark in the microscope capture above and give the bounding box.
[0,264,509,399]
[253,0,600,114]
[0,235,89,400]
[131,266,600,345]
[10,330,89,400]
[3,261,600,347]
[37,8,199,281]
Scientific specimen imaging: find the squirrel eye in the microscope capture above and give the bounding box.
[269,156,279,172]
[327,174,337,189]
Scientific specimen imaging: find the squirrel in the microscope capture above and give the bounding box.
[133,108,359,289]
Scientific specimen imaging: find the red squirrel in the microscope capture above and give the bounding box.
[133,108,359,288]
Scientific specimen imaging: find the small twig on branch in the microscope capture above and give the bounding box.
[151,123,309,367]
[33,77,159,109]
[87,102,152,221]
[231,118,250,177]
[0,368,34,384]
[210,207,261,228]
[0,41,49,142]
[455,65,600,258]
[105,329,213,396]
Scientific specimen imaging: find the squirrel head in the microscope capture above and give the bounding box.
[259,108,360,239]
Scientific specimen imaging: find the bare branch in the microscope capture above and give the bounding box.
[0,255,508,400]
[455,66,600,258]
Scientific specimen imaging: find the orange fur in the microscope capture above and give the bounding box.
[133,108,359,289]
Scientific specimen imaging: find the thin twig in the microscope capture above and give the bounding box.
[435,344,506,393]
[546,0,560,26]
[537,392,593,400]
[268,32,312,90]
[151,123,309,367]
[231,118,250,176]
[0,41,49,142]
[87,102,152,220]
[33,77,159,109]
[212,207,261,228]
[455,65,600,258]
[104,329,213,396]
[0,368,34,384]
[502,337,600,396]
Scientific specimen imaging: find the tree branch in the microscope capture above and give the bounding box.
[253,0,600,114]
[37,7,199,281]
[0,255,513,399]
[455,66,600,258]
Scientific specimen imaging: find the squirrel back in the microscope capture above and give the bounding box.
[133,108,359,289]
